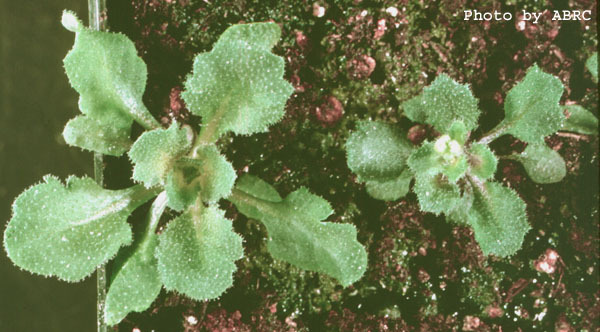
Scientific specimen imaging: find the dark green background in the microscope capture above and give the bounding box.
[0,1,95,331]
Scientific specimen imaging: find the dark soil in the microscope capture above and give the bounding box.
[106,0,598,331]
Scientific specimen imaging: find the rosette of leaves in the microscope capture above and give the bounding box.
[346,65,595,257]
[4,11,367,326]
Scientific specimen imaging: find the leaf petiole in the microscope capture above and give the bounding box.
[478,122,509,145]
[139,191,168,255]
[228,187,279,217]
[122,93,161,130]
[193,97,231,151]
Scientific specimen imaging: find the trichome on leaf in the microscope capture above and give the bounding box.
[346,64,598,257]
[3,10,367,326]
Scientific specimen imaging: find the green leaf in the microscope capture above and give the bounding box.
[515,143,566,184]
[166,146,237,211]
[467,181,529,257]
[401,74,480,132]
[155,206,243,300]
[407,139,466,182]
[64,115,133,156]
[104,237,162,325]
[468,143,497,180]
[562,105,598,135]
[364,169,413,201]
[228,175,282,220]
[105,237,161,325]
[586,52,598,83]
[443,156,468,183]
[346,120,413,181]
[407,142,442,176]
[182,23,294,143]
[413,173,461,215]
[447,191,474,225]
[104,192,167,326]
[129,123,193,188]
[402,94,428,123]
[448,121,468,145]
[501,65,565,143]
[61,11,159,156]
[230,175,367,286]
[3,176,157,282]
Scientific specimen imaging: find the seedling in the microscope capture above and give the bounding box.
[4,11,367,326]
[346,64,597,257]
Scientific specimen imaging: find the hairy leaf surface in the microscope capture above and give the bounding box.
[129,123,193,188]
[61,11,159,155]
[448,121,468,144]
[402,74,480,132]
[346,120,413,181]
[443,156,468,183]
[447,191,474,225]
[412,173,461,215]
[104,193,167,326]
[104,236,161,325]
[182,23,294,142]
[502,65,564,143]
[4,176,156,282]
[468,143,497,180]
[230,175,367,286]
[407,142,441,176]
[156,206,243,300]
[364,169,413,201]
[166,146,236,211]
[64,116,133,156]
[563,105,598,135]
[515,144,566,184]
[467,181,529,257]
[401,95,428,123]
[407,141,466,182]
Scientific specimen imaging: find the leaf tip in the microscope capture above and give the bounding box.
[61,10,83,33]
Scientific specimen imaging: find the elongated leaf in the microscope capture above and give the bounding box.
[155,206,243,300]
[61,11,159,155]
[468,143,497,180]
[413,173,461,215]
[230,175,367,286]
[346,120,413,181]
[467,181,529,257]
[502,65,565,143]
[401,74,480,132]
[515,144,566,184]
[364,169,413,201]
[562,105,598,135]
[129,123,193,188]
[182,23,294,143]
[586,52,598,83]
[3,176,157,282]
[105,237,161,325]
[104,193,167,326]
[166,146,236,211]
